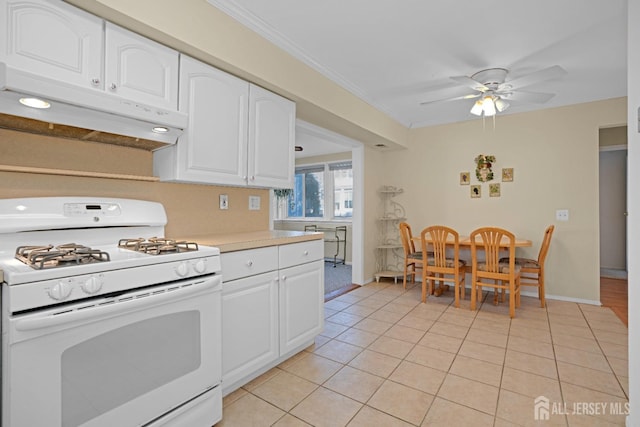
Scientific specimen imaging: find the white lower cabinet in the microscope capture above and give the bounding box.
[220,240,323,395]
[279,260,324,354]
[221,271,279,389]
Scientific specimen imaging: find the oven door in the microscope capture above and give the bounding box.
[2,274,222,427]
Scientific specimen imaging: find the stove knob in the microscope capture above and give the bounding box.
[82,276,103,294]
[175,261,189,277]
[49,281,72,301]
[193,259,207,274]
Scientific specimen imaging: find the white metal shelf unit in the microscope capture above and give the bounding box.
[374,186,407,283]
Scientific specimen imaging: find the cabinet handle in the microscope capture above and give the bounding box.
[281,275,287,281]
[303,250,309,256]
[246,260,253,267]
[109,83,117,90]
[91,78,100,86]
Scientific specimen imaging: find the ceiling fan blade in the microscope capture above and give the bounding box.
[498,65,567,91]
[420,93,480,106]
[450,76,489,92]
[502,91,556,104]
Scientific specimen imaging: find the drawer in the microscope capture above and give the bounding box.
[221,246,278,282]
[278,240,323,269]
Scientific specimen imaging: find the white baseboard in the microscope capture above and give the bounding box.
[358,280,602,306]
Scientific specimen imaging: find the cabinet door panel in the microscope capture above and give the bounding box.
[105,23,178,110]
[177,56,249,185]
[279,260,324,354]
[0,0,103,88]
[222,272,279,388]
[248,84,295,188]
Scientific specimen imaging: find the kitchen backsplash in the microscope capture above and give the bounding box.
[0,128,269,237]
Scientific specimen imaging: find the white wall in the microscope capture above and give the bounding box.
[375,98,625,303]
[626,1,638,424]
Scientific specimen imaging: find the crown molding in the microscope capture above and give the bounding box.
[206,0,409,127]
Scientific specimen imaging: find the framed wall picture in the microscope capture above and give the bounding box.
[490,183,501,197]
[471,185,481,198]
[502,168,514,182]
[460,172,470,185]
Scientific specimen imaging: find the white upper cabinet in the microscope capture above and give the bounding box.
[0,0,103,88]
[104,23,179,110]
[154,55,249,186]
[248,85,296,188]
[0,0,179,110]
[154,55,295,188]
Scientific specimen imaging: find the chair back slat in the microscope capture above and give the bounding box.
[471,227,516,273]
[420,225,465,306]
[537,225,555,265]
[422,225,458,268]
[399,222,417,257]
[470,226,521,317]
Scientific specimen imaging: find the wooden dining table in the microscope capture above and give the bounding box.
[411,234,532,296]
[412,235,532,248]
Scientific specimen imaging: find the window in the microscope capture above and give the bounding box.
[285,161,352,220]
[331,162,352,218]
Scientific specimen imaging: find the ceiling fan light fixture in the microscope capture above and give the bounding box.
[482,96,496,116]
[470,100,484,116]
[494,97,509,112]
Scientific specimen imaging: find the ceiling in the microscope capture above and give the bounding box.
[209,0,628,155]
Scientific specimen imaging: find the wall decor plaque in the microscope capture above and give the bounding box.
[475,154,495,182]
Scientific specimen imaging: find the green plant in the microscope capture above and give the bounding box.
[474,154,496,167]
[273,188,293,199]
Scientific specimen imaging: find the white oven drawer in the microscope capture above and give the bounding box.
[221,246,278,282]
[278,240,323,269]
[4,275,222,427]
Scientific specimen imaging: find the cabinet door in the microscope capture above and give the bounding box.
[222,272,279,389]
[0,0,103,89]
[104,23,179,110]
[279,260,324,355]
[174,55,249,185]
[247,84,296,188]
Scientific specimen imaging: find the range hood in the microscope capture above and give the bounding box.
[0,63,187,148]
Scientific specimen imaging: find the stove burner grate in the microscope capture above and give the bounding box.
[15,244,111,270]
[118,237,199,255]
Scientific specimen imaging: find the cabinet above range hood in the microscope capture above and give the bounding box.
[0,63,187,149]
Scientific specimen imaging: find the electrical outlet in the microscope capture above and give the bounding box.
[219,194,228,210]
[249,195,261,210]
[555,209,569,221]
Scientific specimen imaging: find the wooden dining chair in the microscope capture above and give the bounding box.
[420,225,466,307]
[470,227,522,318]
[399,222,423,288]
[500,225,554,308]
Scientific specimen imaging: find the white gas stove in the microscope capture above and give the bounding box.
[0,197,223,427]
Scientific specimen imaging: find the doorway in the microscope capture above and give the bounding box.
[272,120,364,295]
[598,126,627,325]
[598,127,627,278]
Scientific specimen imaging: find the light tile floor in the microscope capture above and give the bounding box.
[218,281,629,426]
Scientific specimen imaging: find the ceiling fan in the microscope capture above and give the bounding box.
[420,65,567,117]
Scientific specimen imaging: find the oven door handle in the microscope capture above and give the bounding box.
[14,275,221,332]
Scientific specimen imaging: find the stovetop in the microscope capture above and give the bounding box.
[0,242,220,286]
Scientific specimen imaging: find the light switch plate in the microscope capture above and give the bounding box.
[249,195,261,210]
[219,194,228,210]
[556,209,569,221]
